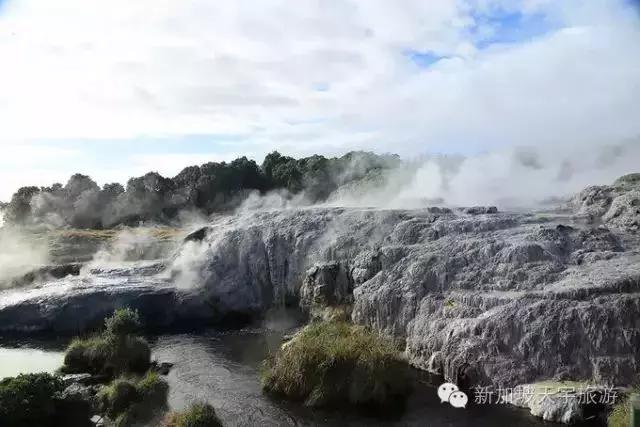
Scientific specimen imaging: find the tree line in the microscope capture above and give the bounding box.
[2,151,399,229]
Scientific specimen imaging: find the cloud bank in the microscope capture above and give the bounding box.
[0,0,638,200]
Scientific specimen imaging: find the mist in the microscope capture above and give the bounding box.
[325,140,640,210]
[0,226,49,287]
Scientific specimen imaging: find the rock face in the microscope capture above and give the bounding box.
[165,177,640,389]
[571,173,640,230]
[0,176,639,392]
[299,261,351,318]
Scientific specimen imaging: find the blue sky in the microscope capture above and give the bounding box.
[0,0,638,199]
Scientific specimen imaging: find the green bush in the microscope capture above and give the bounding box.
[63,336,112,374]
[62,335,150,376]
[162,402,223,427]
[261,321,411,409]
[105,307,142,338]
[99,377,139,419]
[0,373,64,427]
[62,309,150,377]
[608,393,635,427]
[98,371,168,426]
[608,401,628,427]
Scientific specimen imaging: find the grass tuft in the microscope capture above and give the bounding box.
[161,402,223,427]
[98,371,169,426]
[261,320,411,409]
[61,308,151,377]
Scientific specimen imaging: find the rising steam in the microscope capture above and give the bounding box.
[0,227,49,287]
[326,140,640,210]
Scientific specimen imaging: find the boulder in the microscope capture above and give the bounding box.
[53,382,99,427]
[299,261,351,318]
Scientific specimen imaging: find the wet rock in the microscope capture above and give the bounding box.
[53,382,99,427]
[0,277,220,335]
[151,361,174,375]
[3,263,82,288]
[61,373,94,386]
[90,415,105,427]
[184,226,209,242]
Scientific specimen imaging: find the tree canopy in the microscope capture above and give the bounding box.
[3,151,399,229]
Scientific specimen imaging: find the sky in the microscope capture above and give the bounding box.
[0,0,639,200]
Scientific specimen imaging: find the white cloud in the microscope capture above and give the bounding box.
[0,0,638,200]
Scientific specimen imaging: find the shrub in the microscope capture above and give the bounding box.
[261,320,411,409]
[0,373,64,427]
[162,402,223,427]
[105,307,142,338]
[62,335,150,376]
[99,377,140,419]
[98,372,168,426]
[63,336,112,374]
[608,393,635,427]
[62,308,150,377]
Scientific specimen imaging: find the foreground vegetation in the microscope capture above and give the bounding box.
[607,388,639,427]
[162,402,223,427]
[0,373,64,427]
[61,308,151,377]
[261,320,411,409]
[98,371,169,426]
[0,308,223,427]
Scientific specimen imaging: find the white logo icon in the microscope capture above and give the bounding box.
[448,390,469,408]
[437,382,468,409]
[437,382,459,403]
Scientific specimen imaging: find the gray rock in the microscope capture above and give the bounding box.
[1,263,82,288]
[461,206,499,215]
[0,273,220,334]
[151,361,174,375]
[570,180,640,230]
[61,373,94,386]
[300,261,351,317]
[54,382,98,427]
[90,415,105,427]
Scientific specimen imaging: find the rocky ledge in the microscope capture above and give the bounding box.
[0,262,222,334]
[167,174,640,390]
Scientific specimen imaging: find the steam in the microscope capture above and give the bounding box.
[326,141,640,210]
[0,227,49,287]
[235,189,312,213]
